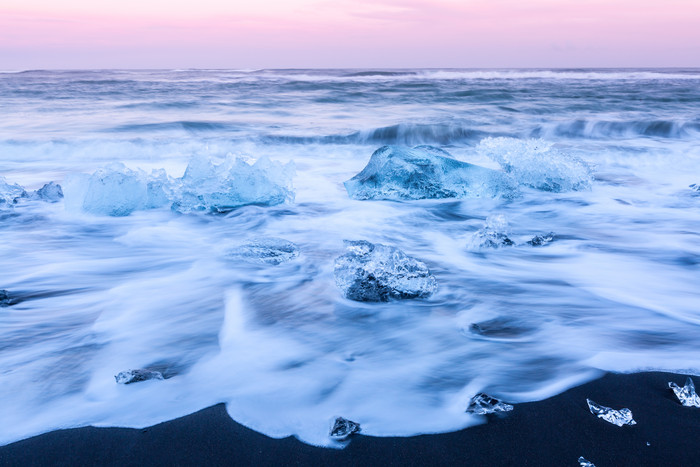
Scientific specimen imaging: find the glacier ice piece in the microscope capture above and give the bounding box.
[171,155,294,213]
[344,145,517,201]
[115,369,165,384]
[690,184,700,192]
[63,155,294,216]
[0,289,11,307]
[477,137,593,192]
[586,399,636,426]
[668,377,700,407]
[465,393,514,415]
[578,457,596,467]
[32,182,64,202]
[468,215,515,249]
[527,232,555,246]
[330,417,361,440]
[334,240,437,302]
[0,177,28,205]
[226,237,300,265]
[78,164,149,216]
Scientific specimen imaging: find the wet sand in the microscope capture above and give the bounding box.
[1,371,698,466]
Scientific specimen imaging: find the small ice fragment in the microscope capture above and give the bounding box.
[466,393,514,415]
[0,289,10,307]
[578,457,596,467]
[468,215,515,249]
[330,417,361,440]
[689,184,699,192]
[334,240,437,302]
[226,237,300,265]
[527,232,555,247]
[646,442,650,446]
[668,377,700,407]
[0,177,28,205]
[33,182,64,202]
[586,399,637,426]
[115,369,164,384]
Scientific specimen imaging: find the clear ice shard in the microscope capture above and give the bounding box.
[329,417,361,440]
[477,137,593,192]
[334,240,437,302]
[465,393,514,415]
[226,237,300,265]
[0,177,28,205]
[527,232,555,246]
[586,399,637,426]
[468,215,515,250]
[171,155,294,213]
[578,457,597,467]
[344,145,518,201]
[115,369,165,384]
[668,377,700,407]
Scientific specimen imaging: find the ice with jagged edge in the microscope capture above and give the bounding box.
[344,145,518,200]
[64,163,171,216]
[586,399,637,426]
[527,232,555,246]
[63,155,294,216]
[171,155,294,213]
[465,393,514,415]
[468,215,515,250]
[0,177,28,206]
[578,457,597,467]
[226,237,300,265]
[329,417,361,440]
[668,377,700,407]
[115,369,164,385]
[477,137,593,192]
[32,182,64,202]
[334,240,437,302]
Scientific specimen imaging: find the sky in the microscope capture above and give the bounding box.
[1,0,699,69]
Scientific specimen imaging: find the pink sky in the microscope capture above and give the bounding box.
[1,0,699,69]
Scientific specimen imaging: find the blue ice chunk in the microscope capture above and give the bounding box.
[79,164,149,217]
[33,182,64,202]
[344,145,518,200]
[477,137,593,192]
[145,169,172,209]
[0,177,28,205]
[334,240,437,302]
[171,155,295,213]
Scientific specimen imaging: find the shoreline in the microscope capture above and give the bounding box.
[1,371,699,466]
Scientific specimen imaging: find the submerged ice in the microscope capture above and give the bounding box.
[64,155,294,216]
[226,237,300,265]
[468,215,515,250]
[668,377,700,407]
[334,240,437,301]
[586,399,637,426]
[115,369,165,385]
[344,145,517,200]
[477,137,593,192]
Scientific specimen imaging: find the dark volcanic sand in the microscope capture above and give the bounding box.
[1,372,698,466]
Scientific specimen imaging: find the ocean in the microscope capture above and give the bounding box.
[1,68,699,446]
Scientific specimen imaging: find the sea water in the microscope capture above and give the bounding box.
[1,69,699,446]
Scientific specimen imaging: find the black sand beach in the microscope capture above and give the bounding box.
[1,371,698,466]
